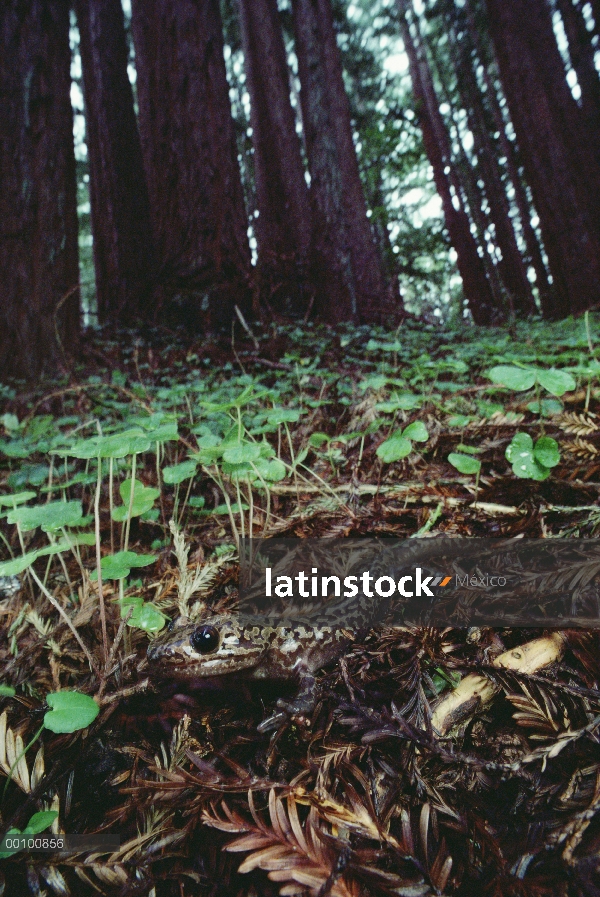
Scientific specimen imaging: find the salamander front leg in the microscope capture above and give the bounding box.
[257,672,318,733]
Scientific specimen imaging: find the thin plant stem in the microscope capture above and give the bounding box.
[123,454,137,554]
[94,457,108,664]
[235,478,246,540]
[109,458,115,556]
[156,441,167,533]
[246,478,254,538]
[249,463,272,535]
[0,529,14,559]
[97,604,134,702]
[284,422,300,505]
[173,482,180,525]
[205,466,240,551]
[60,527,86,587]
[179,476,194,526]
[15,523,35,603]
[48,532,73,597]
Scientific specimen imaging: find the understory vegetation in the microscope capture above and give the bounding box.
[1,315,600,895]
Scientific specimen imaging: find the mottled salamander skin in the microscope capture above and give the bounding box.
[146,614,355,730]
[147,614,353,681]
[147,542,443,727]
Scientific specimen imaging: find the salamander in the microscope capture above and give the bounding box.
[147,540,447,729]
[147,613,356,731]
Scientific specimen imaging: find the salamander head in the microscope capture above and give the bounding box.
[147,615,270,677]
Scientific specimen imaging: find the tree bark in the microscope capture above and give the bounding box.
[292,0,393,323]
[0,0,79,380]
[486,0,600,315]
[397,0,496,325]
[554,0,600,160]
[237,0,312,314]
[463,3,555,316]
[131,0,251,329]
[449,20,536,316]
[589,0,600,37]
[76,0,154,326]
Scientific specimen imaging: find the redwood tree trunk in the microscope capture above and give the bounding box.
[0,0,79,379]
[463,3,555,316]
[131,0,251,329]
[554,0,600,160]
[486,0,600,315]
[451,25,536,316]
[590,0,600,37]
[237,0,312,314]
[397,0,496,325]
[76,0,154,326]
[292,0,393,323]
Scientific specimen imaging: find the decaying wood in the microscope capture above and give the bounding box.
[431,631,567,735]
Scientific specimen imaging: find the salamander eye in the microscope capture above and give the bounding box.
[190,625,220,654]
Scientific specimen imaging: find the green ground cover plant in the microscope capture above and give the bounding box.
[0,315,599,895]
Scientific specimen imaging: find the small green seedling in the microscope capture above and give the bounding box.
[162,460,198,484]
[0,810,58,858]
[488,365,576,396]
[43,691,100,734]
[505,433,560,481]
[119,595,167,632]
[90,550,156,581]
[2,691,98,808]
[111,479,159,522]
[376,421,429,463]
[448,450,481,476]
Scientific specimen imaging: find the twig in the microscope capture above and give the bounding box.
[234,304,260,350]
[245,356,294,371]
[96,606,134,703]
[28,568,98,676]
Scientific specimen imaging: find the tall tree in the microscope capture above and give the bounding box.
[445,10,536,316]
[131,0,251,329]
[0,0,79,379]
[553,0,600,160]
[237,0,313,314]
[292,0,393,323]
[486,0,600,315]
[397,0,497,324]
[589,0,600,38]
[76,0,154,326]
[463,3,555,316]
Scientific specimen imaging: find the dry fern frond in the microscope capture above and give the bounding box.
[486,411,524,426]
[0,709,34,793]
[24,608,53,637]
[506,682,571,739]
[203,789,360,897]
[168,520,233,617]
[37,864,70,895]
[154,713,192,773]
[347,394,381,433]
[557,412,598,436]
[562,438,599,458]
[75,863,129,888]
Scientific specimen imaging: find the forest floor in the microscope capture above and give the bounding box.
[1,315,600,896]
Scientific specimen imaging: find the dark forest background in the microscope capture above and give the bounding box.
[1,0,600,379]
